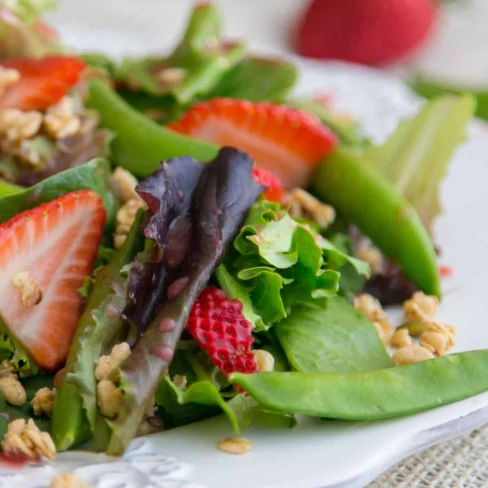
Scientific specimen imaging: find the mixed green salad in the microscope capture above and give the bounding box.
[0,1,483,463]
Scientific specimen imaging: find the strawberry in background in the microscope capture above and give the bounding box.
[295,0,438,66]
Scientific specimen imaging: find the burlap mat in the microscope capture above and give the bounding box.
[369,426,488,487]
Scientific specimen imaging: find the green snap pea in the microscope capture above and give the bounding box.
[88,80,218,177]
[0,180,23,197]
[312,146,440,297]
[231,350,488,420]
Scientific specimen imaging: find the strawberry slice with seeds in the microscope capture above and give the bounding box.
[0,56,85,111]
[187,286,258,379]
[0,190,105,370]
[168,98,338,188]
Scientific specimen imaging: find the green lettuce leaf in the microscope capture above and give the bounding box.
[365,94,475,234]
[51,213,145,451]
[207,56,298,102]
[219,200,369,330]
[410,76,488,121]
[214,264,266,331]
[0,318,38,377]
[0,158,118,229]
[275,296,393,374]
[156,377,256,433]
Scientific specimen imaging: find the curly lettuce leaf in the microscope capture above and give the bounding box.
[275,296,393,374]
[106,147,262,455]
[365,94,475,234]
[0,318,38,377]
[219,200,369,330]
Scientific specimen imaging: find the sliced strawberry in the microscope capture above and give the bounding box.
[0,56,86,110]
[1,56,85,86]
[168,98,338,188]
[0,191,105,370]
[252,167,284,202]
[0,77,67,111]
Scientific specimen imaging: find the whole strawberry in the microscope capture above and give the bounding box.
[187,286,258,377]
[295,0,437,66]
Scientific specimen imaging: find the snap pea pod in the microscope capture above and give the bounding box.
[0,180,22,197]
[51,212,145,451]
[312,147,440,296]
[88,80,218,177]
[231,350,488,420]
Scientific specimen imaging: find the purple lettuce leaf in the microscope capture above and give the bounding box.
[122,156,204,334]
[104,147,263,455]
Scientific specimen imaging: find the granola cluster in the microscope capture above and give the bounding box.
[354,291,456,365]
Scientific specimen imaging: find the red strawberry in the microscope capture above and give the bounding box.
[187,286,258,377]
[168,98,338,188]
[0,191,106,370]
[0,56,86,110]
[295,0,437,66]
[252,167,284,202]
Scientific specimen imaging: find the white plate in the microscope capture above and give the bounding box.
[4,4,488,488]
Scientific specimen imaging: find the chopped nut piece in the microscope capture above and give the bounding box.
[0,108,42,141]
[31,387,56,417]
[392,345,435,366]
[282,188,335,228]
[0,67,20,97]
[354,293,387,322]
[419,322,456,356]
[173,374,187,390]
[0,359,17,379]
[156,67,187,86]
[43,96,81,139]
[111,167,139,203]
[403,291,439,322]
[217,436,252,455]
[95,342,131,381]
[97,379,122,418]
[2,418,56,460]
[0,376,26,406]
[374,320,394,346]
[12,270,42,307]
[390,329,413,349]
[114,198,146,248]
[49,473,87,488]
[253,349,275,372]
[355,246,384,274]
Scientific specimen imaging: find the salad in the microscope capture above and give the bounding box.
[0,0,483,472]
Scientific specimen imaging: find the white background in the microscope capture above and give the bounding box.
[47,0,488,87]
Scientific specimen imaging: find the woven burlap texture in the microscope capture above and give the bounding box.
[369,426,488,487]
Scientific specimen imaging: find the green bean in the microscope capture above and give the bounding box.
[312,146,440,296]
[88,80,218,177]
[231,350,488,420]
